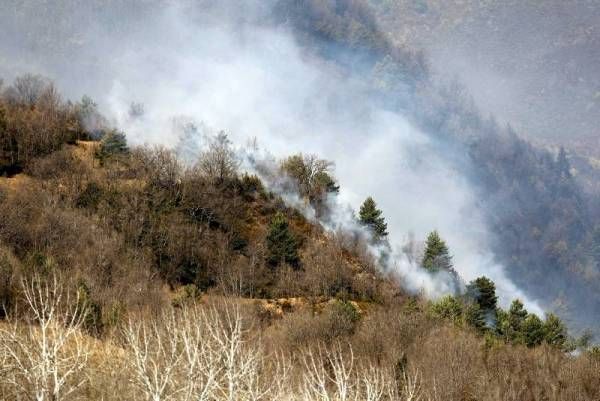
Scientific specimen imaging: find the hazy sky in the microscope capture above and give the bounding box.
[374,0,600,144]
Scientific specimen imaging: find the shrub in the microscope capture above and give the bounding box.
[429,295,463,325]
[239,173,265,200]
[75,182,103,209]
[95,130,128,164]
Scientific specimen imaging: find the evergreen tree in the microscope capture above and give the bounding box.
[508,299,528,331]
[496,299,528,343]
[466,277,498,312]
[465,302,486,333]
[358,197,388,240]
[422,231,452,272]
[266,213,299,268]
[495,308,510,338]
[522,314,545,347]
[505,299,528,343]
[95,129,128,164]
[543,313,568,349]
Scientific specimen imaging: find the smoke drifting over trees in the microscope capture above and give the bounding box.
[2,0,600,335]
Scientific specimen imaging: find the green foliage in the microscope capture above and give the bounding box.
[497,300,569,349]
[281,153,339,207]
[326,300,361,337]
[171,284,201,308]
[465,302,486,333]
[522,314,546,347]
[239,173,266,200]
[543,313,568,349]
[358,196,388,240]
[466,276,498,313]
[333,300,361,324]
[508,299,528,331]
[75,95,105,139]
[266,213,299,268]
[95,130,128,164]
[498,299,528,343]
[429,295,463,325]
[104,301,126,328]
[422,231,452,272]
[589,346,600,359]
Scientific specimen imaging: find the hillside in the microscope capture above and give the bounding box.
[0,79,599,400]
[2,1,600,400]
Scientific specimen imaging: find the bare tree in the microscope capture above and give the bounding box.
[204,303,265,401]
[399,369,424,401]
[123,311,184,401]
[300,342,356,401]
[6,74,51,106]
[123,303,275,401]
[360,364,387,401]
[197,132,239,184]
[0,273,90,401]
[177,307,221,401]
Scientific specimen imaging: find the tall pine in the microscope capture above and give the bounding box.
[359,197,388,241]
[266,213,299,268]
[422,231,452,272]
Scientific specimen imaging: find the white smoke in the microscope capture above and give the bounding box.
[0,1,543,314]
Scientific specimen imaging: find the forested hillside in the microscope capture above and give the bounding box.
[1,1,600,400]
[0,76,599,401]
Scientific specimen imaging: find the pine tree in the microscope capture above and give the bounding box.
[496,299,527,343]
[466,276,498,312]
[465,276,498,331]
[359,197,388,240]
[429,295,463,324]
[544,313,567,349]
[522,314,545,347]
[95,129,128,164]
[465,302,486,333]
[508,299,528,331]
[266,213,299,268]
[422,231,452,272]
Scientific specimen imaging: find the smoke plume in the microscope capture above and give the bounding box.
[0,1,543,313]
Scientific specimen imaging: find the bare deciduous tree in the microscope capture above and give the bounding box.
[7,74,50,106]
[300,342,356,401]
[123,311,184,401]
[123,303,278,401]
[197,132,239,184]
[0,274,90,401]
